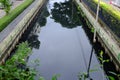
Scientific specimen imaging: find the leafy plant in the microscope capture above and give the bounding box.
[0,41,61,80]
[98,51,109,79]
[0,0,12,14]
[51,74,60,80]
[0,41,36,80]
[6,41,31,64]
[78,72,88,80]
[98,51,120,80]
[78,68,98,80]
[91,27,94,33]
[108,71,120,80]
[98,50,109,65]
[78,50,110,80]
[39,77,45,80]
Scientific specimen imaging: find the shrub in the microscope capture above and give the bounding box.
[0,41,36,80]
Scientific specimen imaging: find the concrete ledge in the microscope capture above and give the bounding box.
[75,0,120,71]
[0,0,46,63]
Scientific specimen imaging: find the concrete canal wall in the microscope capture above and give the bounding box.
[0,0,46,64]
[75,0,120,71]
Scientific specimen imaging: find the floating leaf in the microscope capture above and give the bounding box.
[91,27,94,33]
[39,77,45,80]
[52,74,60,80]
[100,50,103,57]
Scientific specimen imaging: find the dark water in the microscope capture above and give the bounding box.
[26,0,107,80]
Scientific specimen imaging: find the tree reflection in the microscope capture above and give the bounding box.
[27,23,41,49]
[37,6,50,27]
[28,34,40,49]
[51,0,82,28]
[27,6,49,49]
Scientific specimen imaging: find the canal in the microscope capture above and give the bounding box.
[21,0,108,80]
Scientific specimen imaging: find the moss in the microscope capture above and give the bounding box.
[0,0,34,32]
[93,0,120,20]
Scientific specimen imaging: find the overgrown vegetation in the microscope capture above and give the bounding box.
[0,41,59,80]
[93,0,120,20]
[0,0,34,32]
[0,41,36,80]
[78,50,120,80]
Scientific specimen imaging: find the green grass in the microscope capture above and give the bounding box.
[0,0,34,32]
[93,0,120,20]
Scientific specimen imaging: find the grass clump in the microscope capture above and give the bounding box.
[0,0,34,32]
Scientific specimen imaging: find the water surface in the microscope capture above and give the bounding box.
[27,0,106,80]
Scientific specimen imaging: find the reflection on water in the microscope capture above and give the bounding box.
[27,23,41,49]
[51,0,81,28]
[37,6,50,27]
[20,6,49,49]
[26,0,107,80]
[87,46,94,79]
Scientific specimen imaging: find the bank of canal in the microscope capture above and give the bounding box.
[0,0,46,63]
[23,0,108,80]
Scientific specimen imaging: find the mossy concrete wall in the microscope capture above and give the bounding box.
[75,0,120,71]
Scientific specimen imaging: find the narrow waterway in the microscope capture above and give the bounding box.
[26,0,107,80]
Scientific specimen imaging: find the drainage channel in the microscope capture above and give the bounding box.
[9,0,119,80]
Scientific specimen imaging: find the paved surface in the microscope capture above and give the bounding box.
[0,0,45,62]
[0,0,38,42]
[0,0,41,44]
